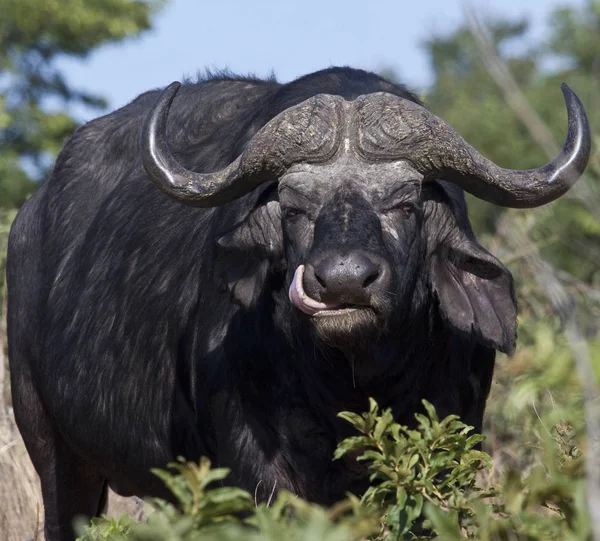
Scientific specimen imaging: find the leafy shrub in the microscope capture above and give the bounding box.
[75,397,592,540]
[334,399,491,539]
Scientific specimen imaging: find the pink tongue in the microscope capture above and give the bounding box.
[289,265,339,315]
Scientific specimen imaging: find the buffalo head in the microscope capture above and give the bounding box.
[140,84,590,354]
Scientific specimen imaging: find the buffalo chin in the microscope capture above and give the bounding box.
[310,307,381,350]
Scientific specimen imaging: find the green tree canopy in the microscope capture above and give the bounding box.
[0,0,164,208]
[422,3,600,286]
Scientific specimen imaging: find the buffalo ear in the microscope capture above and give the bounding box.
[427,186,517,355]
[214,193,283,309]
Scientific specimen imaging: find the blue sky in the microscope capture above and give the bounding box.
[56,0,584,120]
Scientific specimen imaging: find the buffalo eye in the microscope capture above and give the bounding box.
[283,207,306,221]
[399,203,415,217]
[386,202,417,218]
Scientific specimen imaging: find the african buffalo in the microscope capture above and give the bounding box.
[7,67,590,540]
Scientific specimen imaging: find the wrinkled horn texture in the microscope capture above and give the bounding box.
[142,83,590,209]
[141,83,343,207]
[352,87,591,208]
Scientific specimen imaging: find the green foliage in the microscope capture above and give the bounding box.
[547,1,600,72]
[468,424,590,541]
[76,459,377,541]
[149,457,254,529]
[76,399,593,540]
[421,15,600,534]
[0,0,165,206]
[334,399,490,539]
[336,399,592,540]
[423,3,600,279]
[75,515,133,541]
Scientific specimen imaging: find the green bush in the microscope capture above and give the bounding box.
[75,398,591,540]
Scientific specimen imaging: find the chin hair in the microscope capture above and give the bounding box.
[310,308,384,350]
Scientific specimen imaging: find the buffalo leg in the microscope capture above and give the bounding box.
[11,366,107,541]
[38,439,107,541]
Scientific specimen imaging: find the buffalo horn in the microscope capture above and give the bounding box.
[140,82,342,207]
[356,85,591,208]
[435,84,591,207]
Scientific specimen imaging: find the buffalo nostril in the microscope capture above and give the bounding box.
[309,253,383,305]
[362,267,380,289]
[314,271,327,289]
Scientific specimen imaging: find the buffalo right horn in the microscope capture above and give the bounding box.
[354,85,591,208]
[140,82,343,207]
[433,84,591,208]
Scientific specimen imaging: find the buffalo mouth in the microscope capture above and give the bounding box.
[312,307,360,317]
[288,265,374,317]
[289,264,385,347]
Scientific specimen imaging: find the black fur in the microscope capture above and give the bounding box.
[7,67,515,540]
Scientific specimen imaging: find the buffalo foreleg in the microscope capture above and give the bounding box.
[11,366,107,541]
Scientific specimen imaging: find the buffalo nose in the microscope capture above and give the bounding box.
[305,252,385,305]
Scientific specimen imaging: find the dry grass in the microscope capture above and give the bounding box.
[0,408,43,541]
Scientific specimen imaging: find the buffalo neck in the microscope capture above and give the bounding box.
[265,288,444,427]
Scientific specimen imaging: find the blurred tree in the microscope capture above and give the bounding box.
[422,18,545,234]
[548,0,600,75]
[421,3,600,285]
[420,9,600,526]
[0,0,165,208]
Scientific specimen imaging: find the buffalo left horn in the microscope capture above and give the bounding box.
[140,82,343,207]
[355,85,591,208]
